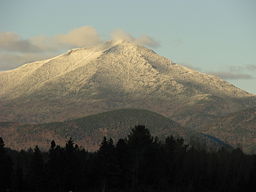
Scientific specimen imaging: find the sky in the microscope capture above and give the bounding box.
[0,0,255,93]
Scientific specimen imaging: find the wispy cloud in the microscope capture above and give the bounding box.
[45,26,101,50]
[229,65,256,72]
[111,29,160,48]
[180,63,201,71]
[0,27,102,54]
[208,72,253,80]
[29,26,101,52]
[0,52,54,70]
[246,65,256,71]
[0,26,102,70]
[0,26,160,70]
[179,64,254,80]
[0,32,41,53]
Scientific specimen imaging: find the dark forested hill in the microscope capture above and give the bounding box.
[0,109,229,151]
[0,126,255,192]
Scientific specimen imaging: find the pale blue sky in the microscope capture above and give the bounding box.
[0,0,255,93]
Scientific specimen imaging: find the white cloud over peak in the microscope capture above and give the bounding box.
[54,26,102,48]
[0,26,160,70]
[0,26,102,54]
[111,29,160,48]
[29,26,102,52]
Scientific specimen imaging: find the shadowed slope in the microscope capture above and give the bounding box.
[0,109,229,151]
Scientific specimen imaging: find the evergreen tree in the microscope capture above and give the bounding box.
[64,137,83,191]
[46,140,63,190]
[28,145,45,191]
[98,137,119,192]
[0,137,13,191]
[116,138,130,188]
[1,125,256,192]
[127,125,154,191]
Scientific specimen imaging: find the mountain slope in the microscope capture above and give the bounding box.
[0,109,229,151]
[0,40,255,124]
[196,107,256,153]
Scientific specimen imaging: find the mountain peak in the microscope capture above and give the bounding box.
[110,39,134,45]
[0,41,255,123]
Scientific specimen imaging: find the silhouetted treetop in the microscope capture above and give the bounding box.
[0,125,255,192]
[127,125,153,147]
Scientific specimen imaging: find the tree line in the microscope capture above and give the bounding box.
[0,125,256,192]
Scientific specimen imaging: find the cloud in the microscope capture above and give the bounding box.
[229,66,244,72]
[180,63,201,71]
[0,26,159,70]
[111,29,160,48]
[0,32,41,53]
[30,26,102,51]
[0,53,55,71]
[111,30,134,42]
[206,64,256,80]
[0,26,102,70]
[246,65,256,71]
[209,72,253,80]
[136,35,160,48]
[229,65,256,72]
[0,26,102,54]
[55,26,101,48]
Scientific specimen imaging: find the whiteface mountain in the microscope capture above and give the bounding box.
[0,40,256,151]
[0,40,255,123]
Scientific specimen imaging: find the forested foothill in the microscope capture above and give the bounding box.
[1,125,256,192]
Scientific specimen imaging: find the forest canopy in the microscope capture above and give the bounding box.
[0,125,256,192]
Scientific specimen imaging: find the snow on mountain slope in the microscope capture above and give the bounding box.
[0,40,255,123]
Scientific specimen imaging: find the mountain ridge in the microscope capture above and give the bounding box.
[0,40,255,124]
[196,107,256,153]
[0,40,254,99]
[0,108,230,151]
[0,40,256,153]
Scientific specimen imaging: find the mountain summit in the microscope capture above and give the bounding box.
[0,40,255,124]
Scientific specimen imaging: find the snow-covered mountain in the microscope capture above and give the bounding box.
[0,40,255,124]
